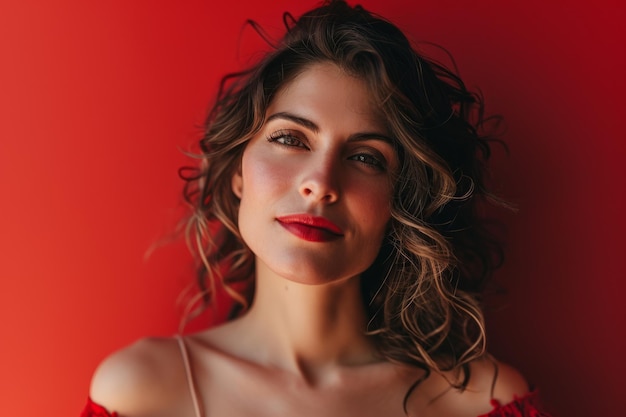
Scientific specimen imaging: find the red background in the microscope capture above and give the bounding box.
[1,0,624,416]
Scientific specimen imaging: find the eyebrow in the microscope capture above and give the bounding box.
[266,111,395,145]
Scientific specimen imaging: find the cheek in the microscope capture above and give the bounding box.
[346,178,393,227]
[240,148,287,200]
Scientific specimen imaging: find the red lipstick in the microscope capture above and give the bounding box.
[276,214,343,242]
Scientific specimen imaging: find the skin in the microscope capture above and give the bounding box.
[232,62,398,288]
[89,63,529,417]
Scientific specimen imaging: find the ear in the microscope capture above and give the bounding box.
[231,163,243,199]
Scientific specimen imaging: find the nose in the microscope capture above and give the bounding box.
[298,156,340,204]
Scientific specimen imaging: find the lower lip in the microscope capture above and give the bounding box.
[278,222,342,242]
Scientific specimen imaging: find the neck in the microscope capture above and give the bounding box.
[238,259,378,382]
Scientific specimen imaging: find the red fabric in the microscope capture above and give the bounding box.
[81,390,551,416]
[481,390,552,417]
[81,397,118,417]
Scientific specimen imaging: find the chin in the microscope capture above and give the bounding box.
[263,257,364,287]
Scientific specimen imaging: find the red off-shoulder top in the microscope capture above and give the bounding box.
[81,389,552,417]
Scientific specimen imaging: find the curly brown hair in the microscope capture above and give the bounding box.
[180,0,508,392]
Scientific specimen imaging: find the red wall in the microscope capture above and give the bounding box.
[1,1,624,415]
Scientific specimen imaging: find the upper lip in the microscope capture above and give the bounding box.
[276,214,344,235]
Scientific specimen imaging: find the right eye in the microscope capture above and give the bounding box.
[266,130,308,149]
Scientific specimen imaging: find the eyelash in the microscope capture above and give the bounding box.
[349,153,385,170]
[266,130,387,171]
[267,130,307,148]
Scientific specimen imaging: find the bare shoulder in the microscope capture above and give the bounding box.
[89,336,186,415]
[469,356,530,404]
[406,356,530,417]
[489,358,530,403]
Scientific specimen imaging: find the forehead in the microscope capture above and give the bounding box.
[267,62,387,133]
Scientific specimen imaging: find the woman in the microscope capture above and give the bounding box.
[83,1,552,416]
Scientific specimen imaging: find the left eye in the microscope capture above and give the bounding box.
[276,136,304,147]
[267,130,308,149]
[349,153,385,170]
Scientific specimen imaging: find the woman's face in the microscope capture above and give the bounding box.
[232,62,398,285]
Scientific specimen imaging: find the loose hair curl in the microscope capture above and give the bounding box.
[181,0,507,389]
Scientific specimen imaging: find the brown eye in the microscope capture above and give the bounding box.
[349,153,386,171]
[267,130,308,149]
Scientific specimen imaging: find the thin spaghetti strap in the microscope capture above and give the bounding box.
[176,335,204,417]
